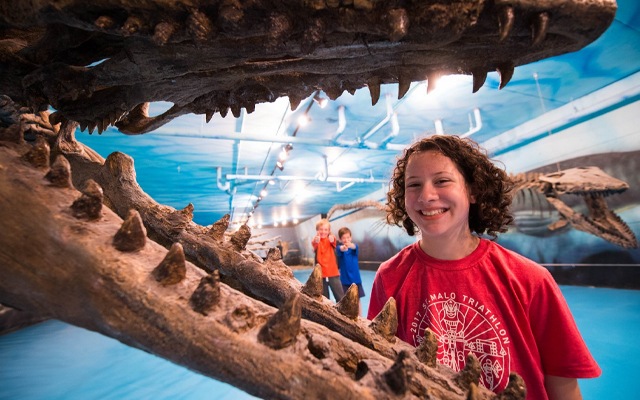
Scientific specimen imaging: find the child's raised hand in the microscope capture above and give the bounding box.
[313,235,320,244]
[328,234,335,243]
[340,244,348,252]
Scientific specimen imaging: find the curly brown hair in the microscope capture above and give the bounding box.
[386,135,514,239]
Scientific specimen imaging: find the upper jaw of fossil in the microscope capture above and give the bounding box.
[0,0,617,134]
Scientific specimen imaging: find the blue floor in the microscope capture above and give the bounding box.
[1,270,638,400]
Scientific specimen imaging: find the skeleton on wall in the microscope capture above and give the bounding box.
[0,1,620,399]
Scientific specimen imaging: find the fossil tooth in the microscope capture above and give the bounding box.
[230,104,241,118]
[498,5,515,42]
[398,75,411,99]
[205,110,215,123]
[531,12,550,47]
[97,119,104,135]
[369,297,398,342]
[113,209,147,252]
[288,94,302,111]
[266,247,282,261]
[415,327,438,367]
[336,283,360,320]
[497,373,527,399]
[368,77,381,106]
[472,69,488,93]
[152,242,187,286]
[153,21,178,45]
[387,8,409,42]
[354,360,369,381]
[208,213,230,241]
[467,382,480,400]
[189,270,221,315]
[122,15,145,36]
[324,86,343,101]
[382,350,408,395]
[45,155,73,188]
[497,63,515,89]
[455,352,481,390]
[229,223,251,251]
[220,107,229,118]
[21,136,49,169]
[103,117,110,130]
[301,18,325,54]
[88,121,96,134]
[301,264,324,298]
[71,179,103,220]
[187,9,214,42]
[258,292,301,349]
[94,15,116,30]
[79,121,88,132]
[245,102,255,114]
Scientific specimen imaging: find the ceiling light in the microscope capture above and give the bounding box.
[313,94,328,108]
[260,189,268,197]
[268,179,275,185]
[297,114,310,126]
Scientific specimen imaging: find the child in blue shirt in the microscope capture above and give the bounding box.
[336,227,365,306]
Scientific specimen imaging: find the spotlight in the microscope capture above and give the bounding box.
[260,189,268,197]
[313,94,328,108]
[268,179,275,185]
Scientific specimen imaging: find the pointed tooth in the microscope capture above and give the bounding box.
[496,63,515,89]
[369,297,398,342]
[187,9,214,42]
[289,94,302,111]
[387,8,409,42]
[466,383,480,400]
[258,292,301,349]
[455,352,481,390]
[415,327,438,367]
[113,209,147,252]
[472,69,488,93]
[398,75,411,99]
[245,102,255,114]
[336,283,360,320]
[208,213,230,241]
[45,155,73,188]
[79,121,88,132]
[229,224,251,252]
[103,116,110,130]
[152,242,187,286]
[71,179,103,220]
[189,270,221,315]
[88,121,96,134]
[109,112,117,126]
[426,72,439,94]
[230,104,241,118]
[531,12,550,47]
[220,107,229,118]
[266,247,283,262]
[301,264,324,298]
[501,373,527,398]
[382,350,409,395]
[21,136,50,169]
[205,110,214,123]
[368,77,381,106]
[97,119,104,134]
[498,5,515,42]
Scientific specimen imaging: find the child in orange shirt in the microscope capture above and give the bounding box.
[311,219,344,302]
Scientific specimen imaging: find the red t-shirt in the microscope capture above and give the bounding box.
[312,236,339,278]
[367,239,600,400]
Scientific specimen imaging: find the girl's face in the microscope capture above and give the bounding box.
[404,150,475,242]
[316,224,330,238]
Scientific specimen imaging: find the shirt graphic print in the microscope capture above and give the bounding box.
[410,292,510,392]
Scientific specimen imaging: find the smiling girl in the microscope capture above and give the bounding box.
[367,135,600,400]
